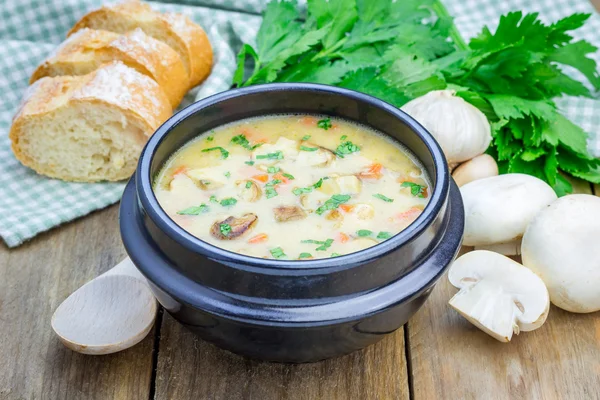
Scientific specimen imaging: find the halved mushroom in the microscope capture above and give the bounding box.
[318,175,362,195]
[296,144,335,167]
[448,250,550,342]
[235,180,262,202]
[210,213,258,240]
[185,168,227,190]
[273,206,307,222]
[252,137,299,164]
[461,174,557,255]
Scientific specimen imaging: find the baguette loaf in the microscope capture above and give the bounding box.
[10,62,172,182]
[30,28,188,108]
[68,0,212,88]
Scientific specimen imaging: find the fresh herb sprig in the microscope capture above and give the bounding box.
[233,0,600,195]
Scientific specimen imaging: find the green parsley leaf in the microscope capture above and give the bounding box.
[201,146,229,159]
[267,166,280,173]
[282,173,295,180]
[209,195,218,203]
[206,135,214,142]
[292,178,323,195]
[400,182,427,198]
[265,187,278,199]
[315,238,334,251]
[340,135,347,141]
[357,229,373,237]
[231,134,261,150]
[177,204,209,215]
[331,253,341,257]
[377,231,392,239]
[270,247,287,259]
[220,223,232,237]
[245,160,255,166]
[300,145,319,152]
[266,179,282,187]
[317,118,332,130]
[220,198,238,207]
[373,193,394,202]
[245,181,252,189]
[301,135,311,141]
[224,171,231,178]
[298,252,313,259]
[315,194,351,215]
[256,151,284,160]
[335,141,360,158]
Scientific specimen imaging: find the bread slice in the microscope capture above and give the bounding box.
[30,28,189,108]
[10,61,172,182]
[68,0,212,88]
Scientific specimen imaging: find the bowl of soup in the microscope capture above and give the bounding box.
[120,83,464,363]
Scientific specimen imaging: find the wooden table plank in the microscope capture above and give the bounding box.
[154,313,409,400]
[408,180,600,399]
[0,205,155,400]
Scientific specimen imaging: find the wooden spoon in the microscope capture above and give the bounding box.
[51,258,157,355]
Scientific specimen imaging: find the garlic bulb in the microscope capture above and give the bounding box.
[401,90,492,164]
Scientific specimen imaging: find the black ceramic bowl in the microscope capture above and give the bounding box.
[120,83,464,363]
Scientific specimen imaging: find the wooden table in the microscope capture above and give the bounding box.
[0,181,598,400]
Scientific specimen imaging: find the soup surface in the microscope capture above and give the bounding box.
[154,115,430,260]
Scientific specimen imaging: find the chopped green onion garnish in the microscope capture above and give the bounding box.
[357,230,373,237]
[377,231,392,239]
[270,247,286,259]
[340,135,347,141]
[317,118,332,130]
[300,145,319,152]
[301,135,311,141]
[245,161,255,166]
[267,166,280,173]
[176,204,209,215]
[245,181,252,189]
[331,253,341,257]
[209,195,218,203]
[201,146,229,159]
[256,151,283,160]
[224,171,231,178]
[292,178,324,196]
[298,252,313,259]
[282,173,295,180]
[373,193,394,202]
[206,135,214,142]
[316,238,334,251]
[266,179,282,187]
[400,182,428,198]
[220,223,231,237]
[220,197,237,207]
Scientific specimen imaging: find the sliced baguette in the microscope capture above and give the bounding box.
[10,61,172,182]
[68,0,212,88]
[30,28,188,108]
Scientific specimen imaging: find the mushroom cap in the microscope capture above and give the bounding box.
[522,194,600,313]
[461,173,557,247]
[449,250,550,342]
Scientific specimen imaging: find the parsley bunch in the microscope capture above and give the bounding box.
[234,0,600,195]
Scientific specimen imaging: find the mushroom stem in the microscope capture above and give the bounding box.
[452,154,498,187]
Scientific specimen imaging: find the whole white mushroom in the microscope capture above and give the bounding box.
[461,173,557,255]
[401,90,491,165]
[522,194,600,313]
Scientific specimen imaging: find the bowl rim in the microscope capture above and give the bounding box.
[135,83,449,271]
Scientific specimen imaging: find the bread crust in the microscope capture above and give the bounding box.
[11,62,172,182]
[31,28,189,108]
[68,0,213,88]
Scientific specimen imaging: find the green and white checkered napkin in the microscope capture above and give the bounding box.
[1,0,599,247]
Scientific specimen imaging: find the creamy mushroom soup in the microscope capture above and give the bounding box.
[154,115,430,260]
